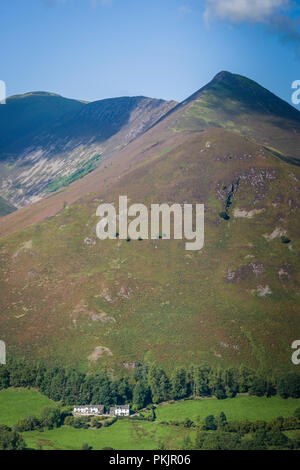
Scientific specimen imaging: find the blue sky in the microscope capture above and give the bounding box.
[0,0,300,105]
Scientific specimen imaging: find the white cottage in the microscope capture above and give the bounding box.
[110,405,130,417]
[73,405,104,416]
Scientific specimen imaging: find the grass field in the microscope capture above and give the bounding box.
[23,421,189,450]
[285,429,300,440]
[155,396,300,423]
[0,388,55,426]
[1,389,299,449]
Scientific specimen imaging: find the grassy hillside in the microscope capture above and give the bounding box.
[44,154,103,193]
[0,73,300,375]
[159,71,300,158]
[0,128,300,373]
[23,420,187,450]
[156,396,300,423]
[0,388,55,426]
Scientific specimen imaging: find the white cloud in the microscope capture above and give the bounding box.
[179,5,193,14]
[204,0,289,24]
[203,0,300,58]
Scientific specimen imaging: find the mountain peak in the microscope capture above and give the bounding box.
[211,70,234,81]
[178,70,300,124]
[205,70,262,91]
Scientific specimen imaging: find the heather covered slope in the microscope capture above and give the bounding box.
[0,128,299,373]
[2,71,299,236]
[0,72,299,374]
[155,71,300,158]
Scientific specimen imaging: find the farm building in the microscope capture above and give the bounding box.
[73,405,104,416]
[110,405,130,416]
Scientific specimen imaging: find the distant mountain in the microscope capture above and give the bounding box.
[0,91,86,159]
[0,93,176,207]
[1,72,300,374]
[46,96,177,146]
[155,71,300,157]
[2,72,299,210]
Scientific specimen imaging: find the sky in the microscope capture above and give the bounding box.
[0,0,300,105]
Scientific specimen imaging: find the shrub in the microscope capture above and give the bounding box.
[72,416,90,429]
[219,212,230,221]
[82,443,92,450]
[40,407,61,430]
[204,415,217,431]
[183,417,194,428]
[14,415,41,432]
[102,417,117,427]
[64,416,75,426]
[215,388,227,400]
[282,416,299,430]
[90,417,102,428]
[0,424,26,450]
[277,373,300,398]
[294,407,300,420]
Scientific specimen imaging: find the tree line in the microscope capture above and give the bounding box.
[179,408,300,450]
[0,359,300,408]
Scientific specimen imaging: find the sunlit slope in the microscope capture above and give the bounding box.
[1,71,299,228]
[156,71,300,158]
[0,129,299,373]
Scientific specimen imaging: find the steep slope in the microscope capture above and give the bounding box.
[0,196,16,217]
[46,96,177,147]
[1,71,299,235]
[0,94,176,207]
[154,71,300,157]
[0,128,300,373]
[0,91,86,159]
[0,72,299,374]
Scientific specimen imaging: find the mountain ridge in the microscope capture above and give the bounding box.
[1,70,300,232]
[150,71,300,159]
[0,71,300,373]
[0,93,176,207]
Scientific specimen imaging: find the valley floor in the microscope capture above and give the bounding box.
[0,388,299,450]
